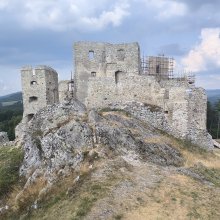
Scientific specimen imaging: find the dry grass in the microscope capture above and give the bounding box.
[144,134,220,169]
[125,174,220,220]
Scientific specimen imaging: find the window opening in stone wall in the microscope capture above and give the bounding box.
[89,51,94,60]
[27,114,34,122]
[117,49,125,61]
[115,71,123,84]
[156,65,160,74]
[91,72,96,77]
[29,96,38,103]
[32,69,36,76]
[30,81,37,85]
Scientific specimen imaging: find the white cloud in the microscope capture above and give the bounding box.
[140,0,187,19]
[0,0,130,31]
[81,3,130,30]
[182,28,220,72]
[0,0,8,9]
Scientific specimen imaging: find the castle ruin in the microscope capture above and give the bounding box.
[19,41,213,149]
[21,65,59,122]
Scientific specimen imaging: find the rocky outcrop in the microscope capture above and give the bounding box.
[0,132,9,145]
[16,100,184,184]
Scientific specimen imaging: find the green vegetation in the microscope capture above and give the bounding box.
[192,164,220,187]
[0,92,22,104]
[0,92,23,140]
[207,100,220,139]
[0,146,24,197]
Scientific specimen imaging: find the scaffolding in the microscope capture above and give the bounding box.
[142,55,174,79]
[141,54,195,85]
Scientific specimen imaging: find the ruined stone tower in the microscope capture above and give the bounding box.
[74,42,141,103]
[21,65,59,122]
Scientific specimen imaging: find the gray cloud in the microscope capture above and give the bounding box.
[0,0,220,95]
[177,0,220,9]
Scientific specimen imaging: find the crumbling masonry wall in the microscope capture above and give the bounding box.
[74,42,141,103]
[21,65,59,122]
[74,41,212,149]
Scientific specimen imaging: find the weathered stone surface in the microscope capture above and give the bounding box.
[21,65,59,123]
[72,42,212,150]
[0,132,9,145]
[16,101,184,183]
[20,41,213,152]
[105,101,213,150]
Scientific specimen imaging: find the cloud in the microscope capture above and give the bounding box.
[176,0,220,10]
[81,3,130,30]
[0,0,8,9]
[0,0,130,31]
[182,28,220,72]
[140,0,187,19]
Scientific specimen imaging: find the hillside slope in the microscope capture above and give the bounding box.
[0,92,22,107]
[0,100,220,220]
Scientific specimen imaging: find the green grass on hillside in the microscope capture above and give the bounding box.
[0,146,24,198]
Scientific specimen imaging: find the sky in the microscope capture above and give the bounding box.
[0,0,220,95]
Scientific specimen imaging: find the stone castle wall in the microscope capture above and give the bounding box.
[74,42,141,103]
[73,41,212,149]
[21,65,59,122]
[19,41,213,149]
[59,80,70,103]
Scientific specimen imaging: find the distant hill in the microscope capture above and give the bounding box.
[0,91,22,102]
[206,89,220,104]
[0,92,22,109]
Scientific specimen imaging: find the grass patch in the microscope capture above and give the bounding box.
[72,196,97,220]
[114,214,124,220]
[0,146,24,198]
[157,130,210,155]
[191,164,220,187]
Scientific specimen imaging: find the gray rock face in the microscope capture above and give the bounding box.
[0,132,9,145]
[16,100,184,183]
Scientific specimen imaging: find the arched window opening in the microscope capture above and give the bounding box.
[29,96,38,103]
[30,81,37,85]
[32,69,36,76]
[115,71,123,84]
[88,51,94,60]
[91,72,96,77]
[156,65,160,74]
